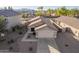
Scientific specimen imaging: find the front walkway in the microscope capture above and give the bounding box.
[37,39,60,53]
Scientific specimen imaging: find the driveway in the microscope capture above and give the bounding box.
[55,32,79,53]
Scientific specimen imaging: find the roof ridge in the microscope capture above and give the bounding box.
[35,24,47,30]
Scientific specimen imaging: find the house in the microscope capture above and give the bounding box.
[18,16,59,53]
[53,16,79,37]
[28,16,58,39]
[51,13,56,16]
[6,15,24,29]
[0,9,19,17]
[0,9,23,29]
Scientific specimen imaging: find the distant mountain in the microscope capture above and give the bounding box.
[14,8,35,14]
[0,8,35,17]
[0,9,19,17]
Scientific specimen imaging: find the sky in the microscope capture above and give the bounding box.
[1,6,79,10]
[13,6,79,10]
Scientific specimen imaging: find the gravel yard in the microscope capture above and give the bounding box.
[0,26,27,52]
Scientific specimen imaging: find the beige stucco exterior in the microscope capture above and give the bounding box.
[55,20,79,37]
[36,26,57,39]
[6,16,22,29]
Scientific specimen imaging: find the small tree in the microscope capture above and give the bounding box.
[22,13,28,18]
[0,16,6,32]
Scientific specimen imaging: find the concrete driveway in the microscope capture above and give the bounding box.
[55,32,79,53]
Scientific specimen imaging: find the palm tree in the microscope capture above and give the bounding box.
[46,8,53,16]
[55,7,68,16]
[35,6,44,16]
[37,6,43,11]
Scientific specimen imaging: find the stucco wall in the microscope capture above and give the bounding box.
[36,27,57,39]
[59,22,79,37]
[6,16,22,29]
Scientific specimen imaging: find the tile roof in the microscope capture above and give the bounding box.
[55,16,79,29]
[28,16,58,31]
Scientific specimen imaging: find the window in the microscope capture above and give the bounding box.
[31,27,35,32]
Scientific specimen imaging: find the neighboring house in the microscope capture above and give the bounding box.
[0,9,19,17]
[53,16,79,37]
[0,9,22,29]
[6,16,22,29]
[51,13,56,16]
